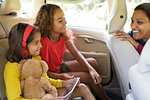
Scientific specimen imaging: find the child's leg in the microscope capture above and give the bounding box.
[69,83,95,100]
[57,84,95,100]
[65,58,110,100]
[65,58,99,73]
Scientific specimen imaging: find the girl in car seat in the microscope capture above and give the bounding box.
[115,3,150,55]
[34,4,111,100]
[4,22,96,100]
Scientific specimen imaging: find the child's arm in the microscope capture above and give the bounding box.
[43,73,63,88]
[47,71,74,80]
[66,41,101,84]
[43,72,79,89]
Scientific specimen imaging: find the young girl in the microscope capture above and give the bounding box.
[34,4,110,100]
[4,23,95,100]
[115,3,150,55]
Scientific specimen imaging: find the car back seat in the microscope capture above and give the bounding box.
[0,17,8,100]
[0,46,7,100]
[105,0,140,99]
[0,0,33,99]
[126,38,150,100]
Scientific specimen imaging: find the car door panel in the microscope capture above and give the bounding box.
[63,26,111,84]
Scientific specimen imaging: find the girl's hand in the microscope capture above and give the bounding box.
[89,68,102,84]
[59,73,74,80]
[62,77,80,88]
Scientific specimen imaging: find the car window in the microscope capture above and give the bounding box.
[20,0,150,31]
[46,0,108,30]
[20,0,32,14]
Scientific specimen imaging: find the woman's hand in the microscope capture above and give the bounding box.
[115,31,139,49]
[89,68,102,84]
[115,31,132,41]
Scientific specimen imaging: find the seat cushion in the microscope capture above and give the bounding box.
[0,38,8,49]
[104,33,139,98]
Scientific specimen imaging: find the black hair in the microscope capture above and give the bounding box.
[135,3,150,21]
[6,23,40,63]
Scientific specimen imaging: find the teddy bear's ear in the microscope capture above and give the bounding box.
[18,60,27,73]
[40,60,48,74]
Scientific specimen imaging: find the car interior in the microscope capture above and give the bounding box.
[126,39,150,100]
[105,0,140,99]
[0,0,33,100]
[0,0,150,100]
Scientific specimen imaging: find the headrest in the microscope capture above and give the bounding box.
[107,0,127,33]
[0,0,21,15]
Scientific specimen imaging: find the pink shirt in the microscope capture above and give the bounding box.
[136,44,143,55]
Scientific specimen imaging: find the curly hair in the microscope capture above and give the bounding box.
[34,4,60,37]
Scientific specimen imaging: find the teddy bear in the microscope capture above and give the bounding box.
[18,59,58,100]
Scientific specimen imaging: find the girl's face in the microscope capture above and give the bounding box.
[52,8,67,34]
[27,32,42,57]
[131,10,150,41]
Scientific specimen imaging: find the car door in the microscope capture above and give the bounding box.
[63,26,111,85]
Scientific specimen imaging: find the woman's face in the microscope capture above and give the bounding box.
[52,8,67,34]
[27,32,42,57]
[131,10,150,41]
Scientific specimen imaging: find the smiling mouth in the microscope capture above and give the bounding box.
[132,30,139,33]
